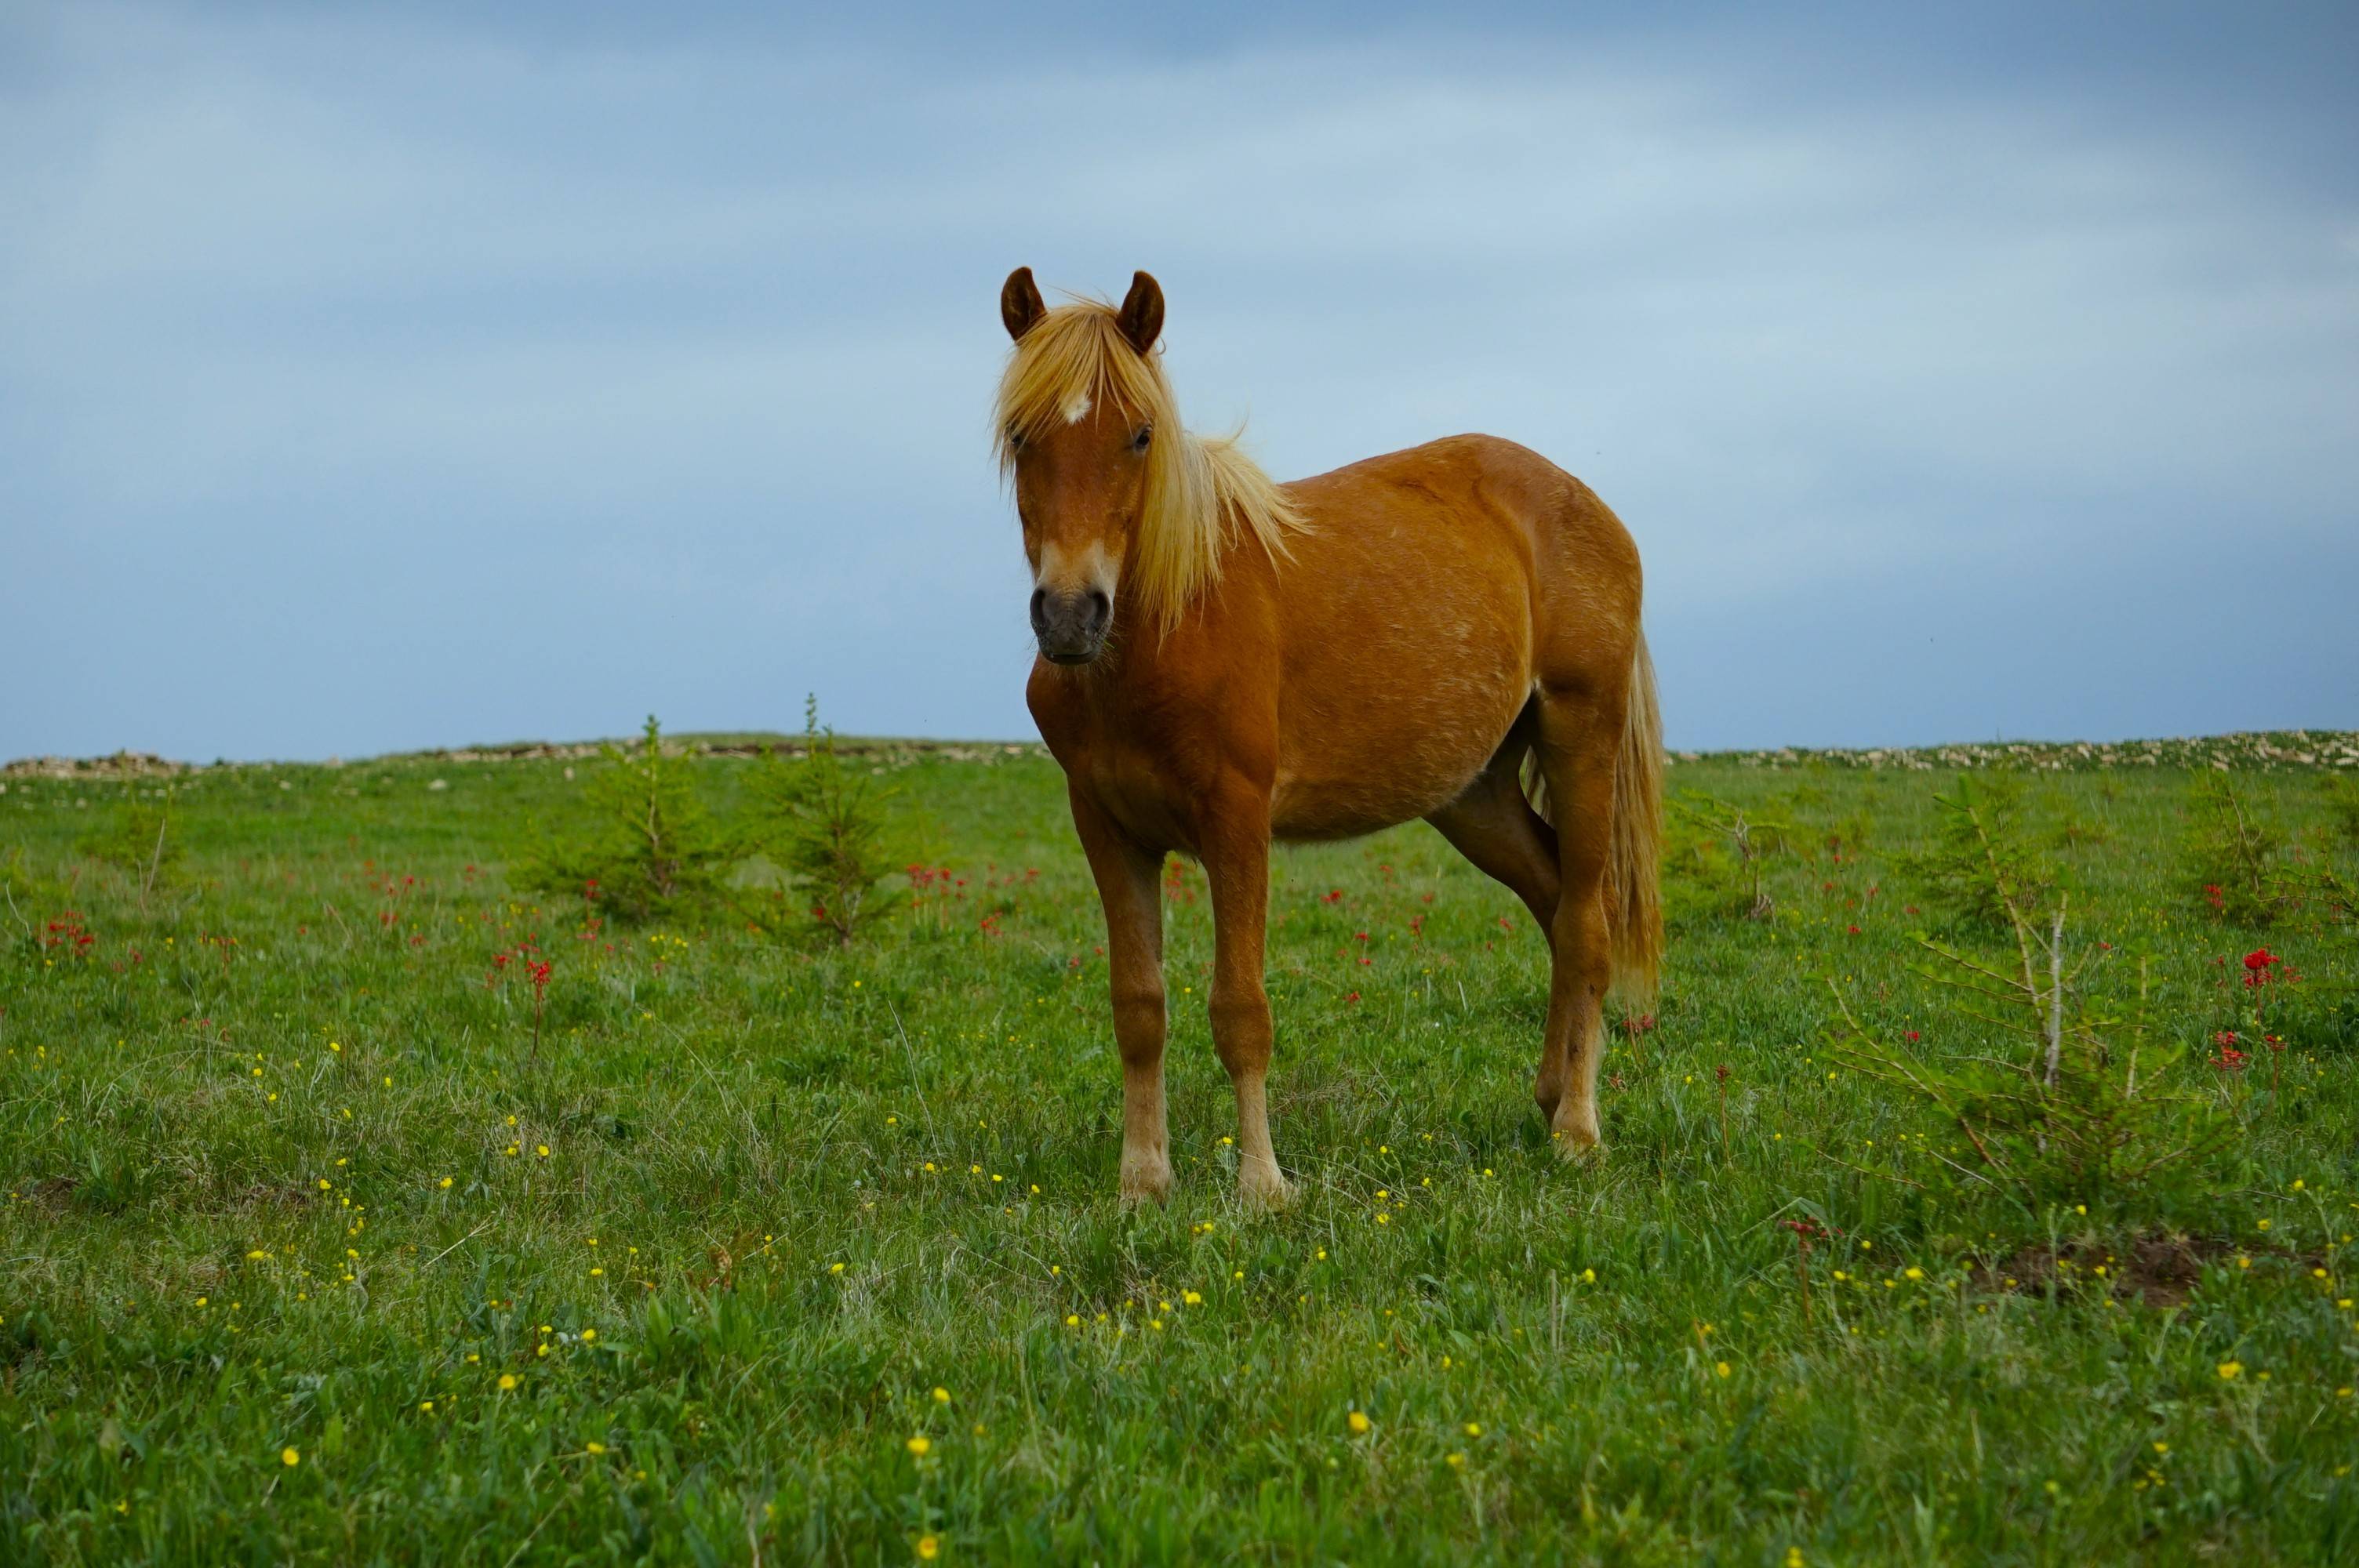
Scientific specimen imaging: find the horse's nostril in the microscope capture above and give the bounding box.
[1029,588,1049,631]
[1086,589,1111,629]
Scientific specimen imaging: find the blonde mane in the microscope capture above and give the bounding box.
[994,299,1306,632]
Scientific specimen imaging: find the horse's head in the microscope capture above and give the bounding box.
[996,267,1167,666]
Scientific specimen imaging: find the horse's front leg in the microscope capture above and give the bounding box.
[1068,787,1172,1203]
[1199,787,1293,1208]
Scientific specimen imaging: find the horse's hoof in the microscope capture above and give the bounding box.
[1238,1171,1296,1210]
[1550,1126,1603,1163]
[1119,1163,1174,1207]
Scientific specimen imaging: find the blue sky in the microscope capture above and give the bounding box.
[4,2,2354,760]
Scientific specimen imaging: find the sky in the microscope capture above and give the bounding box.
[3,1,2355,761]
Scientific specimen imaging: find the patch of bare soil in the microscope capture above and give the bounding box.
[1972,1233,2324,1308]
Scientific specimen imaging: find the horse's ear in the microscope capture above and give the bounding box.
[1116,270,1164,355]
[1001,267,1045,342]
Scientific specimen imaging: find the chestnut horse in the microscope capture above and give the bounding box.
[998,268,1663,1205]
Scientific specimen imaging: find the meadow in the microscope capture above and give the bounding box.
[3,731,2356,1565]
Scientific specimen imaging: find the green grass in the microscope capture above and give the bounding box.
[3,742,2356,1564]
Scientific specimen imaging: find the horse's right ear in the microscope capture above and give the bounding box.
[1001,267,1045,342]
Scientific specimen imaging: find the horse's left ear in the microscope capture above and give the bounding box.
[1001,267,1045,342]
[1116,270,1164,355]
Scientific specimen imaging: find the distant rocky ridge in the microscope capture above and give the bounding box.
[1671,731,2359,772]
[6,729,2354,781]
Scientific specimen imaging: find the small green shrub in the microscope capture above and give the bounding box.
[1667,791,1787,922]
[2185,771,2281,924]
[1833,789,2228,1215]
[513,717,735,923]
[1,846,84,946]
[75,789,180,904]
[2185,772,2355,931]
[1899,774,2053,931]
[2325,775,2359,850]
[743,697,898,947]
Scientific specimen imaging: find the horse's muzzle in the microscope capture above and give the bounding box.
[1031,586,1111,665]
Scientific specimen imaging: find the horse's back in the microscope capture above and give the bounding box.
[1299,431,1634,579]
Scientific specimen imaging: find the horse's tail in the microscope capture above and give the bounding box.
[1605,627,1665,1006]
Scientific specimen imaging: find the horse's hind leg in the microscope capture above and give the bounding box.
[1427,702,1572,1112]
[1425,711,1561,935]
[1530,685,1627,1153]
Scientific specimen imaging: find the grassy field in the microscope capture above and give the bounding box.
[3,735,2357,1564]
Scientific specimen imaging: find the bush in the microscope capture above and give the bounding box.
[512,717,736,923]
[1899,775,2052,931]
[76,789,180,905]
[1830,785,2229,1214]
[0,847,83,946]
[1666,791,1787,922]
[743,697,898,947]
[2184,771,2282,925]
[2185,772,2355,931]
[2326,775,2359,851]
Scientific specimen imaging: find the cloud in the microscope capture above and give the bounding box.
[2,2,2354,757]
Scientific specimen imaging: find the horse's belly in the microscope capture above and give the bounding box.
[1268,589,1531,841]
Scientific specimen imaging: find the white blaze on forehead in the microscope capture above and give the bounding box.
[1061,392,1092,424]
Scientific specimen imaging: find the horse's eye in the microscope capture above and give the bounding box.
[1005,427,1025,453]
[1131,425,1153,452]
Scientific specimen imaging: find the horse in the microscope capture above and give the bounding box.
[997,267,1663,1206]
